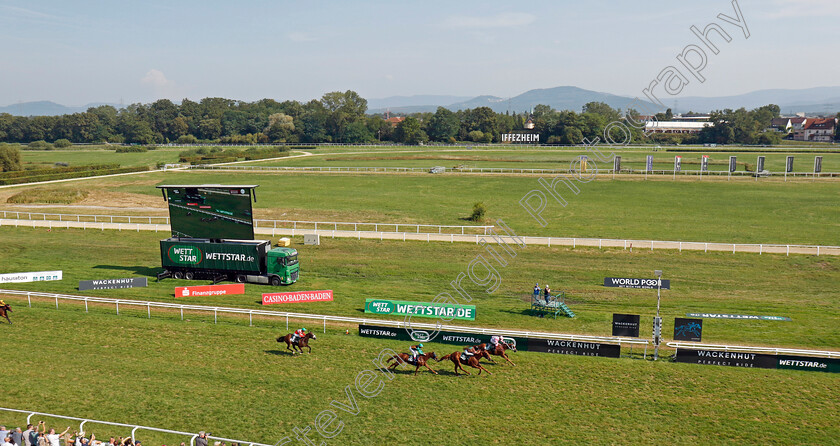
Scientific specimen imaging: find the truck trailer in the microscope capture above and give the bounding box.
[159,237,299,286]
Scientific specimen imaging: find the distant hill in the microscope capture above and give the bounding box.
[0,101,121,116]
[675,87,840,114]
[368,86,658,115]
[366,95,472,111]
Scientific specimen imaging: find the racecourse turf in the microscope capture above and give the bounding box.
[2,304,838,445]
[1,227,837,350]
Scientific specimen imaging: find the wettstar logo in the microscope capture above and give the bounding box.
[168,245,203,265]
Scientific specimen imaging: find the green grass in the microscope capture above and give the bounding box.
[2,304,838,445]
[21,148,183,168]
[246,147,840,173]
[1,227,837,350]
[2,169,838,245]
[6,187,89,204]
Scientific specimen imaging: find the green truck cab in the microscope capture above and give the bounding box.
[267,247,299,285]
[159,238,299,286]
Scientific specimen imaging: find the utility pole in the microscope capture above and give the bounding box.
[653,269,663,360]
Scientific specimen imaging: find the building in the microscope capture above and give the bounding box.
[524,118,535,129]
[644,121,712,134]
[794,118,837,142]
[385,116,405,127]
[770,117,792,133]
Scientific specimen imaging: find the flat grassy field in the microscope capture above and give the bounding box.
[9,169,832,245]
[2,305,838,445]
[1,227,837,349]
[21,148,184,168]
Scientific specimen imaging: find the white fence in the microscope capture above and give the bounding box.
[0,211,493,235]
[0,289,648,348]
[187,164,839,177]
[0,407,271,446]
[666,342,840,359]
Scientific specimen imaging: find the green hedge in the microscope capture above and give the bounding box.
[0,166,150,185]
[0,164,120,179]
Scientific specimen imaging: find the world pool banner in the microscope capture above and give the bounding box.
[603,277,670,289]
[0,270,62,284]
[80,277,147,291]
[263,290,333,305]
[177,283,245,298]
[675,349,840,373]
[686,313,792,322]
[364,298,476,321]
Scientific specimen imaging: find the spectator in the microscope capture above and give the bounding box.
[11,429,23,446]
[23,426,34,446]
[195,433,207,446]
[4,436,15,446]
[46,427,71,446]
[544,284,551,303]
[107,438,116,446]
[0,429,8,443]
[36,433,48,446]
[533,283,540,302]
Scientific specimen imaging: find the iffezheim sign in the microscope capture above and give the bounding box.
[501,133,539,143]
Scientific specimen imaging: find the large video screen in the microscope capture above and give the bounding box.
[161,185,255,240]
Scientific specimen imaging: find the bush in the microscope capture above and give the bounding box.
[27,140,53,150]
[115,146,148,153]
[470,202,487,222]
[53,139,72,148]
[176,135,199,144]
[0,143,22,172]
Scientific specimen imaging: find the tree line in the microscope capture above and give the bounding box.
[0,90,807,146]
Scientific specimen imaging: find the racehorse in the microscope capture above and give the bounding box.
[0,301,11,325]
[473,341,517,366]
[277,332,317,354]
[438,350,493,376]
[386,351,439,376]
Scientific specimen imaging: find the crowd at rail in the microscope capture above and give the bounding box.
[0,425,232,446]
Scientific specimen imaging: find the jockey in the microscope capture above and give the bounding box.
[489,335,502,348]
[0,299,5,307]
[409,343,424,363]
[463,345,477,357]
[292,327,307,343]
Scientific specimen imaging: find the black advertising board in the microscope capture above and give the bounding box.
[674,349,777,369]
[613,155,621,172]
[646,155,653,172]
[785,156,794,173]
[674,318,702,342]
[675,350,840,373]
[158,185,256,240]
[358,325,530,351]
[528,338,620,358]
[814,156,823,174]
[79,277,147,291]
[603,277,670,289]
[756,155,765,172]
[674,156,681,172]
[776,355,840,373]
[728,156,737,173]
[612,314,640,337]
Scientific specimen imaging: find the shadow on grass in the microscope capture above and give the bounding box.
[93,265,161,277]
[264,349,297,356]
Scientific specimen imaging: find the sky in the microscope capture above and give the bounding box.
[1,0,839,106]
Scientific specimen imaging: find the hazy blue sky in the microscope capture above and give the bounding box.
[1,0,838,106]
